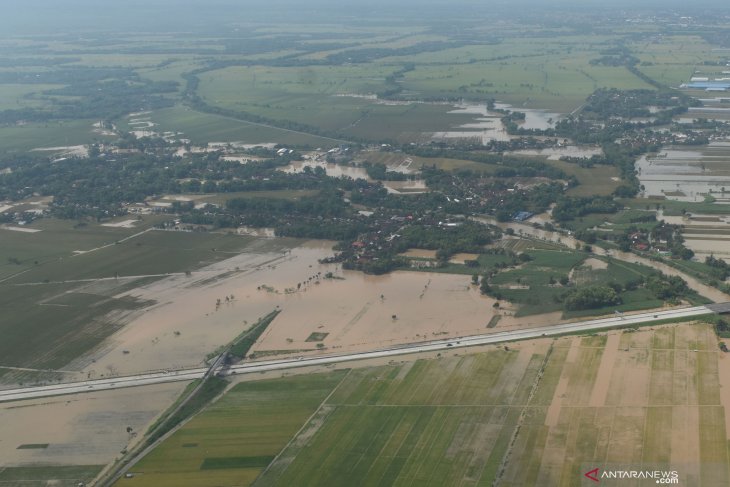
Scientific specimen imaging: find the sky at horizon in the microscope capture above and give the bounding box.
[0,0,726,36]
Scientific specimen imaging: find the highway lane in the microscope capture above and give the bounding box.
[226,305,714,373]
[0,305,716,403]
[0,368,207,402]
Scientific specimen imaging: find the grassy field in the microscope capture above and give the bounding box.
[0,221,292,372]
[490,249,587,316]
[0,465,103,487]
[4,229,259,284]
[187,32,662,142]
[121,372,348,487]
[0,17,716,151]
[0,216,168,279]
[628,35,724,87]
[0,119,114,154]
[400,47,652,112]
[122,106,341,148]
[129,323,730,487]
[546,160,621,197]
[266,324,730,486]
[196,64,476,143]
[0,16,720,151]
[359,150,494,174]
[0,83,62,110]
[489,251,686,317]
[559,208,657,233]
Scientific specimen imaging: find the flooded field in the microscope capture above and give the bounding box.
[281,160,370,179]
[383,179,428,194]
[281,160,427,193]
[67,239,567,378]
[678,106,730,123]
[432,104,512,143]
[0,382,186,467]
[494,102,562,130]
[660,212,730,261]
[636,143,730,201]
[510,145,602,160]
[433,102,563,145]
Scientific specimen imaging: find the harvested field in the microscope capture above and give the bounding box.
[130,323,730,486]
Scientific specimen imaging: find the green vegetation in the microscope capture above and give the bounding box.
[229,310,281,359]
[123,372,347,487]
[247,346,555,487]
[3,7,730,487]
[481,250,700,317]
[11,230,253,282]
[15,443,49,450]
[0,465,103,487]
[0,222,285,372]
[0,119,114,154]
[487,249,586,316]
[135,324,729,487]
[146,376,229,445]
[200,456,275,470]
[125,105,340,147]
[563,285,621,311]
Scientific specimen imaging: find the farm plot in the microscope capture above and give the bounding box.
[265,325,729,487]
[120,372,348,487]
[122,324,730,487]
[0,225,274,373]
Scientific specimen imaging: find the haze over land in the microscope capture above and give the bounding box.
[2,1,730,486]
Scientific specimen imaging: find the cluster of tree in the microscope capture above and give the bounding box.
[563,285,622,311]
[362,162,408,181]
[590,53,639,67]
[559,271,689,311]
[227,189,348,219]
[408,148,568,180]
[324,40,473,65]
[705,255,730,281]
[0,67,178,123]
[650,222,694,260]
[342,255,410,275]
[378,63,415,98]
[0,66,136,85]
[0,150,347,218]
[645,275,689,301]
[582,88,696,120]
[715,318,730,340]
[552,196,620,222]
[211,188,371,240]
[394,221,499,259]
[493,183,567,222]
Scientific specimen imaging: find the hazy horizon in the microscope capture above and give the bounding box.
[1,0,728,35]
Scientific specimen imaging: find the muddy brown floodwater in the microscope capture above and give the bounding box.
[70,239,564,377]
[0,382,185,467]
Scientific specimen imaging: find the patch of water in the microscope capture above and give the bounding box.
[511,146,602,160]
[636,144,730,201]
[282,160,427,192]
[494,103,562,130]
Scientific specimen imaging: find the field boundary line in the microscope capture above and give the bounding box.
[253,368,352,484]
[183,101,353,144]
[491,344,554,486]
[71,228,154,258]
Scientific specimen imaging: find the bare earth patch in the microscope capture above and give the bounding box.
[0,382,186,467]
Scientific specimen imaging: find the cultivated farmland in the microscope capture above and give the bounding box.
[122,323,730,487]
